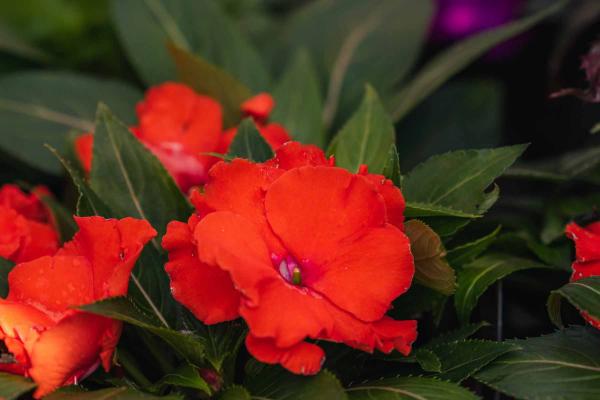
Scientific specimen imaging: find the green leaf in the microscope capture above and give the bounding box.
[474,326,600,399]
[390,0,566,122]
[80,297,206,368]
[404,203,480,219]
[271,49,324,147]
[426,321,490,348]
[0,257,14,298]
[245,366,347,400]
[283,0,433,126]
[219,385,251,400]
[0,23,49,62]
[168,43,251,128]
[382,145,401,187]
[416,348,442,372]
[0,72,141,174]
[429,340,519,383]
[346,376,479,399]
[149,364,211,395]
[111,0,268,90]
[404,220,456,295]
[547,276,600,328]
[44,386,182,399]
[403,145,527,215]
[447,226,502,267]
[89,104,192,314]
[455,254,552,323]
[227,118,273,162]
[37,191,77,243]
[0,372,36,400]
[328,86,395,174]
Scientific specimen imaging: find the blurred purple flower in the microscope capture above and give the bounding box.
[431,0,524,41]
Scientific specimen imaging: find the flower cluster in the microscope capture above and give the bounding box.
[75,83,290,192]
[163,142,417,374]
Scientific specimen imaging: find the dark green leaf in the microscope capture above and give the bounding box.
[328,85,395,174]
[346,377,479,399]
[227,118,273,162]
[382,145,401,187]
[37,191,77,243]
[416,349,442,372]
[447,226,502,267]
[245,366,347,400]
[219,385,251,400]
[455,254,551,323]
[403,145,527,215]
[404,203,480,219]
[271,49,324,147]
[426,321,491,348]
[390,1,566,121]
[283,0,433,126]
[168,44,251,128]
[89,105,192,314]
[80,297,206,368]
[0,372,35,400]
[44,386,182,399]
[474,326,600,399]
[112,0,268,89]
[149,364,211,395]
[0,257,14,298]
[547,276,600,328]
[429,340,518,382]
[0,72,141,173]
[0,23,49,62]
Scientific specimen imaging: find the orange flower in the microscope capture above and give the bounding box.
[0,216,156,398]
[0,185,59,263]
[163,142,416,375]
[75,84,290,193]
[566,221,600,328]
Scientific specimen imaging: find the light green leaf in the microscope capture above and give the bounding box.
[403,145,527,215]
[455,254,551,323]
[271,49,324,147]
[346,376,479,399]
[547,276,600,328]
[245,366,347,400]
[328,85,394,174]
[0,372,35,400]
[0,257,14,298]
[390,0,566,122]
[474,326,600,399]
[447,226,502,267]
[111,0,268,90]
[228,118,273,162]
[80,297,206,368]
[168,43,251,128]
[44,386,182,399]
[283,0,433,126]
[0,72,141,174]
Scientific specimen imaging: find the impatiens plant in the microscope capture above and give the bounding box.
[3,0,600,399]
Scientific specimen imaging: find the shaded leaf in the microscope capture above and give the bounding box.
[149,364,211,395]
[37,191,77,243]
[382,144,401,187]
[271,49,324,147]
[219,385,251,400]
[0,23,49,62]
[168,44,251,128]
[403,145,527,215]
[346,376,479,399]
[0,371,35,400]
[80,297,206,368]
[474,326,600,399]
[0,72,140,173]
[447,226,502,267]
[547,276,600,328]
[390,0,566,121]
[227,118,273,162]
[427,321,491,349]
[112,0,268,89]
[455,254,551,323]
[44,386,182,399]
[328,86,394,174]
[0,257,14,298]
[404,220,456,295]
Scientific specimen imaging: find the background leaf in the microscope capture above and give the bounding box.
[447,226,502,267]
[474,326,600,400]
[227,118,273,162]
[271,49,324,147]
[44,386,182,399]
[328,86,394,174]
[0,257,14,298]
[0,372,35,400]
[547,276,600,327]
[455,254,551,323]
[0,72,141,174]
[346,376,479,399]
[112,0,268,89]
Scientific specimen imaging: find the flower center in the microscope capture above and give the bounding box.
[277,256,302,286]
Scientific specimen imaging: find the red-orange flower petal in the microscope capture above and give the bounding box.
[258,123,290,150]
[74,133,94,174]
[241,93,275,122]
[245,335,325,375]
[163,217,240,324]
[266,141,329,170]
